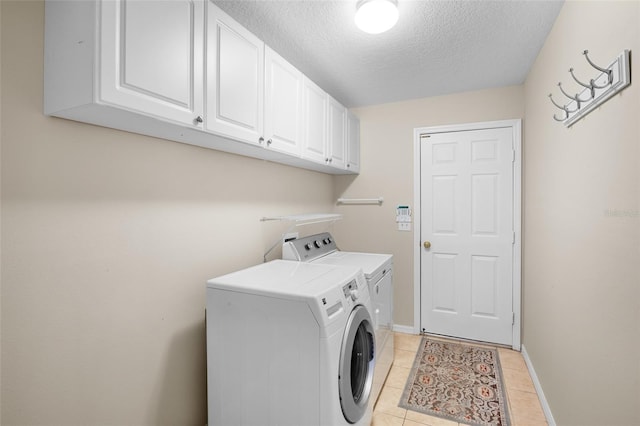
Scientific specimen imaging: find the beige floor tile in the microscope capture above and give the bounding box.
[384,364,412,390]
[395,332,423,352]
[502,365,536,394]
[404,410,459,426]
[374,384,407,419]
[498,347,527,371]
[403,419,458,426]
[371,411,405,426]
[393,349,417,369]
[508,389,547,425]
[509,416,547,426]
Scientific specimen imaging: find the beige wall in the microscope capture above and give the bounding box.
[523,1,640,425]
[334,86,524,327]
[1,1,335,424]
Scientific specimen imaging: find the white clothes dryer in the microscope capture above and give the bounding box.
[206,260,375,426]
[282,232,394,405]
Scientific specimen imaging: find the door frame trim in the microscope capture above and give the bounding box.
[412,119,522,350]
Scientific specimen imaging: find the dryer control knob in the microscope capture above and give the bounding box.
[350,289,359,301]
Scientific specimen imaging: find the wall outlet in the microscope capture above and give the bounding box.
[398,222,411,231]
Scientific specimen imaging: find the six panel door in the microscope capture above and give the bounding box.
[420,127,515,346]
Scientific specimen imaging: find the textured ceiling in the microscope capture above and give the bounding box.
[213,0,564,108]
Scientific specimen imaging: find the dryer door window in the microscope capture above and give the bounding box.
[339,304,375,423]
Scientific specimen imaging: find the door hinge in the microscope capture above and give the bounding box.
[512,231,516,244]
[512,149,516,162]
[512,312,515,325]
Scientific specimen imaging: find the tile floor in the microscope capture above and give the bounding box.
[372,332,548,426]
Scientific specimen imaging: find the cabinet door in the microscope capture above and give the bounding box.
[100,0,204,127]
[206,2,264,145]
[327,97,346,169]
[264,47,303,156]
[346,112,360,173]
[301,77,327,164]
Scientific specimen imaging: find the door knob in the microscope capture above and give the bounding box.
[423,241,431,249]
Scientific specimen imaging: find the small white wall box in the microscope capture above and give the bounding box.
[396,205,411,231]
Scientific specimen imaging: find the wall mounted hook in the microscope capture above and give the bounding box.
[548,93,565,110]
[569,67,596,99]
[557,82,582,111]
[553,111,567,122]
[548,94,568,121]
[583,50,613,86]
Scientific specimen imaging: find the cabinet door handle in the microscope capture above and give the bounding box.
[267,139,272,146]
[194,116,203,124]
[258,137,264,144]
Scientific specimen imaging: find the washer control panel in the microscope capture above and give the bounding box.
[282,232,338,262]
[342,279,359,301]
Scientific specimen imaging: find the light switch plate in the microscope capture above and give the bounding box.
[398,222,411,231]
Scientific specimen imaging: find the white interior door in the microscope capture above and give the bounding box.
[419,125,517,346]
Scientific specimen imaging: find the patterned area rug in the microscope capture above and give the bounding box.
[399,337,511,426]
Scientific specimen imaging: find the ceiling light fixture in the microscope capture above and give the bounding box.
[354,0,399,34]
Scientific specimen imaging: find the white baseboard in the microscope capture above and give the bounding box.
[393,324,418,334]
[521,344,556,426]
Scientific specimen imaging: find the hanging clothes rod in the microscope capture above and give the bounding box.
[336,197,384,205]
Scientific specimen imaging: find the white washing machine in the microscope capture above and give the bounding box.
[282,232,394,405]
[206,260,375,426]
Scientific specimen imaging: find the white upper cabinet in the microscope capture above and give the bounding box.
[327,96,346,169]
[206,2,264,145]
[302,82,350,170]
[346,112,360,173]
[99,0,204,126]
[45,0,204,127]
[301,77,328,164]
[44,0,358,175]
[264,47,303,156]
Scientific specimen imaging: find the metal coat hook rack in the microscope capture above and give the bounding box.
[549,49,631,127]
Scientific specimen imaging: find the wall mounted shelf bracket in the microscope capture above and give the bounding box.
[336,197,384,205]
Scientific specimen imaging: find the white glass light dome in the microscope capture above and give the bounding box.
[354,0,399,34]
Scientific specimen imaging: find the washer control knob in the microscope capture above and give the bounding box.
[304,243,313,250]
[314,240,322,248]
[350,289,359,301]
